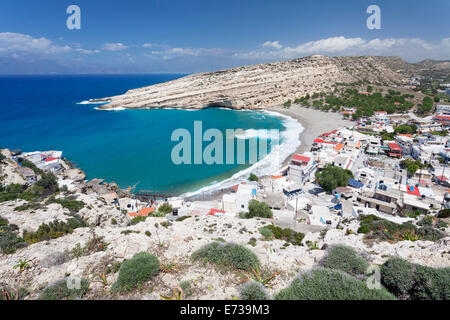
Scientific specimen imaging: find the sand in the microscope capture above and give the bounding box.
[273,106,353,166]
[186,106,353,201]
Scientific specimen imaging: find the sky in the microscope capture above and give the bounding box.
[0,0,449,74]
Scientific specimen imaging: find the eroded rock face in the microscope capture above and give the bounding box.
[96,55,406,110]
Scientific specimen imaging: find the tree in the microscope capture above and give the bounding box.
[283,100,291,108]
[249,173,259,182]
[367,85,373,93]
[407,164,419,177]
[394,124,413,134]
[35,173,59,196]
[247,200,273,218]
[419,96,433,114]
[315,164,354,193]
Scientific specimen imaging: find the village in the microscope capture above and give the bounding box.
[1,80,449,300]
[2,101,449,237]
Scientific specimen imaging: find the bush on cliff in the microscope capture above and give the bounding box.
[23,217,87,244]
[0,217,24,254]
[263,224,305,246]
[322,245,369,279]
[240,281,270,300]
[380,257,450,300]
[357,214,443,242]
[275,268,395,300]
[112,252,160,293]
[192,241,260,271]
[39,278,90,300]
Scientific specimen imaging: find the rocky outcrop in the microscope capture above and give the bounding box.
[95,55,407,110]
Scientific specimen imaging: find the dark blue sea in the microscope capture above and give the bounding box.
[0,74,302,195]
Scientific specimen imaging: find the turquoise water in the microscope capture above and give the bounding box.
[0,75,297,195]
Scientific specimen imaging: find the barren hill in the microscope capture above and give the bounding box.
[378,56,450,79]
[95,55,407,110]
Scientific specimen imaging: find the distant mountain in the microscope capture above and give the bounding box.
[377,56,450,79]
[96,54,407,110]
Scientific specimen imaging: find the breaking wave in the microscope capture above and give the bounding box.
[179,110,303,199]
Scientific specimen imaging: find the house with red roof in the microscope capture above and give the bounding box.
[387,142,403,158]
[291,154,311,166]
[288,154,316,183]
[433,114,450,126]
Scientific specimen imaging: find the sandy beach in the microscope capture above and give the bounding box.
[185,106,353,201]
[273,105,353,167]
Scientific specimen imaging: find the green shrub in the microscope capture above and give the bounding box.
[249,173,259,182]
[0,217,24,254]
[176,215,191,222]
[0,184,26,202]
[39,278,90,300]
[258,227,273,240]
[158,203,173,214]
[14,202,45,212]
[247,200,273,219]
[130,216,147,225]
[23,217,87,244]
[357,214,443,242]
[275,268,395,300]
[315,164,353,193]
[263,224,304,246]
[240,281,270,300]
[49,197,85,213]
[437,209,450,218]
[112,252,160,293]
[35,173,59,196]
[192,241,260,271]
[381,257,450,300]
[323,245,369,278]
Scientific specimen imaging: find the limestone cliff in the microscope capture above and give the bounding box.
[95,55,407,110]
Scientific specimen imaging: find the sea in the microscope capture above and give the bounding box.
[0,74,303,196]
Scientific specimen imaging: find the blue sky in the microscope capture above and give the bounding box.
[0,0,449,74]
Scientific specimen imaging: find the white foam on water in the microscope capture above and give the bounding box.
[76,100,108,105]
[94,106,126,111]
[180,110,303,198]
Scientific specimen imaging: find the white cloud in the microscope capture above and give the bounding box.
[0,32,72,57]
[150,47,228,60]
[76,48,94,54]
[235,36,450,61]
[102,42,128,51]
[262,41,282,50]
[142,43,166,48]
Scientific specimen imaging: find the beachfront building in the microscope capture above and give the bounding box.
[436,104,450,115]
[17,167,37,183]
[433,114,450,128]
[387,142,403,158]
[223,182,257,214]
[21,151,63,172]
[365,136,382,155]
[287,154,316,183]
[357,194,397,215]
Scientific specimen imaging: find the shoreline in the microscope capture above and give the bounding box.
[75,102,353,200]
[273,105,353,167]
[181,106,353,201]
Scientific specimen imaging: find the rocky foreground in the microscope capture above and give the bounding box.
[0,149,448,300]
[94,55,407,110]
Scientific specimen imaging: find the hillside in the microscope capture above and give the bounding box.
[94,55,407,110]
[378,56,450,79]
